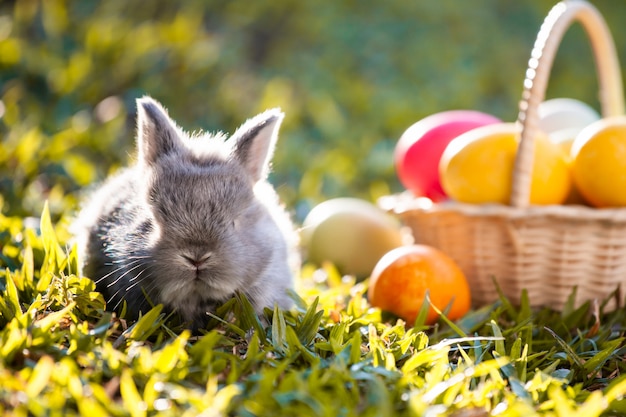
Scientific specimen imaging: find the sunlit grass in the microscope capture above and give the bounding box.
[1,205,626,416]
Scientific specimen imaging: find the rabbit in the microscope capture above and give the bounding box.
[73,96,299,326]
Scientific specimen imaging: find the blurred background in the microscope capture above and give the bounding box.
[0,0,624,223]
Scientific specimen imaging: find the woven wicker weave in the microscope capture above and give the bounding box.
[380,0,626,310]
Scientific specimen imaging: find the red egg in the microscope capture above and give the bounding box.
[394,110,501,201]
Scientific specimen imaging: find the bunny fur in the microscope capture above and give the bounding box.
[73,97,298,325]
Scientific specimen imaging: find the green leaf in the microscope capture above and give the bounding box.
[472,356,510,377]
[328,322,348,355]
[120,369,147,417]
[297,297,324,346]
[117,304,164,346]
[1,268,22,320]
[509,337,522,361]
[155,331,189,374]
[489,320,506,357]
[271,304,288,355]
[544,327,586,374]
[285,326,320,366]
[35,271,54,294]
[561,286,578,318]
[582,338,623,375]
[205,311,246,338]
[562,302,591,330]
[26,355,55,397]
[517,289,531,322]
[35,301,75,333]
[18,244,33,291]
[492,276,517,320]
[604,374,626,415]
[188,331,223,368]
[39,201,64,273]
[348,330,362,365]
[402,345,449,375]
[412,289,431,329]
[427,293,467,337]
[210,382,241,414]
[234,292,266,340]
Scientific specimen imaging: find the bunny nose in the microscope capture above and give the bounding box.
[184,255,202,268]
[183,253,211,269]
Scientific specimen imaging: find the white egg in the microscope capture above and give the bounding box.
[537,98,600,135]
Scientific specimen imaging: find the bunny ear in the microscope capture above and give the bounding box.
[136,96,180,166]
[230,108,284,182]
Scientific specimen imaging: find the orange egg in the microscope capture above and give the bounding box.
[368,245,471,325]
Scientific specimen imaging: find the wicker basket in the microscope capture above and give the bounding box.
[380,0,626,311]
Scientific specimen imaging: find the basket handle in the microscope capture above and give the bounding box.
[511,0,625,208]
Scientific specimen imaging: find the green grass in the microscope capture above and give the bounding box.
[2,205,626,416]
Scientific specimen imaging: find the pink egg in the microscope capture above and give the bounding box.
[394,110,501,201]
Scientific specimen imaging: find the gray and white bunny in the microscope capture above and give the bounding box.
[73,97,299,325]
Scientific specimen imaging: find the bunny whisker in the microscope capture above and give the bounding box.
[125,269,153,291]
[104,261,150,288]
[93,261,142,285]
[108,255,154,265]
[111,292,127,313]
[106,286,124,307]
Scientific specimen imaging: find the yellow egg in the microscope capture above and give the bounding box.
[439,123,572,205]
[571,116,626,208]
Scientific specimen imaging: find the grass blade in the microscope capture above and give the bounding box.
[234,292,266,340]
[115,305,164,347]
[271,304,288,355]
[544,326,585,378]
[1,268,22,320]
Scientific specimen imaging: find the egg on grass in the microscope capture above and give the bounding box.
[301,198,406,278]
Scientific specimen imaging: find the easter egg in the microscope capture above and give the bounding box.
[368,244,471,325]
[394,110,501,202]
[439,123,572,205]
[301,198,405,277]
[538,98,600,135]
[571,116,626,207]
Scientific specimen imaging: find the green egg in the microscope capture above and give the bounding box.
[301,198,405,278]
